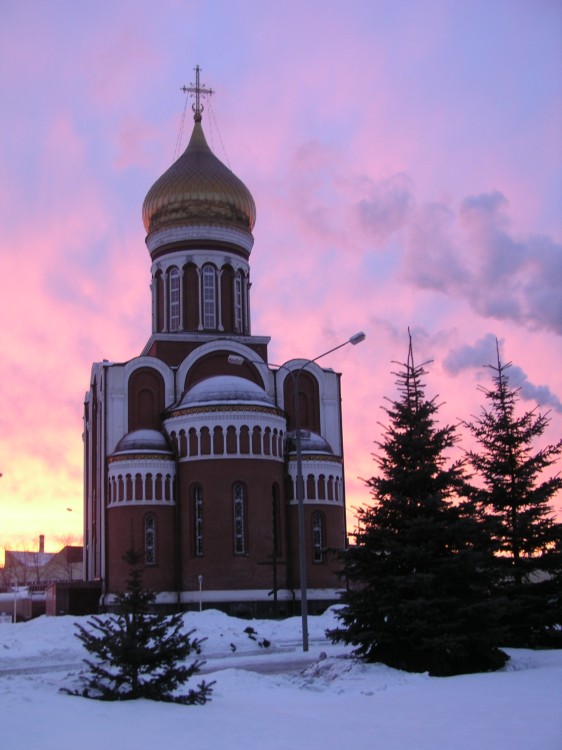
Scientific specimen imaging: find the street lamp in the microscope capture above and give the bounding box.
[229,330,366,651]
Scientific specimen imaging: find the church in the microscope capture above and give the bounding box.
[83,69,363,617]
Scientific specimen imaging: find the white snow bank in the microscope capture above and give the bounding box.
[0,608,561,750]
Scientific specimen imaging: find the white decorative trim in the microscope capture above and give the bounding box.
[146,224,254,255]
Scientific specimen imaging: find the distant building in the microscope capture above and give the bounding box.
[1,535,83,588]
[0,536,84,620]
[83,73,350,617]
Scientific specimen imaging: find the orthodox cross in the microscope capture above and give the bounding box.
[181,65,214,116]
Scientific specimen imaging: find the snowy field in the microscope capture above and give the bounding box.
[1,607,561,750]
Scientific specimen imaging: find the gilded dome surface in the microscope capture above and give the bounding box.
[142,114,256,235]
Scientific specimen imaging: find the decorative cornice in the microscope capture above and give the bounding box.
[166,404,284,419]
[287,453,342,464]
[108,453,175,464]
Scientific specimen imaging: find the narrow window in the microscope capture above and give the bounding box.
[213,426,224,455]
[233,482,246,555]
[239,425,250,454]
[306,474,316,500]
[202,265,216,329]
[145,514,156,565]
[226,425,237,454]
[168,267,180,331]
[234,272,243,332]
[179,429,187,457]
[125,474,133,500]
[194,485,203,556]
[312,511,324,563]
[272,483,281,557]
[145,473,153,500]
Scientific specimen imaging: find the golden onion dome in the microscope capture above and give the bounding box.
[142,113,256,235]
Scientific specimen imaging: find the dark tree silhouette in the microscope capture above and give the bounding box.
[67,551,214,703]
[329,334,507,676]
[463,342,562,646]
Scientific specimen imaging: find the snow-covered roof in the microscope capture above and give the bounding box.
[5,551,55,567]
[285,430,334,454]
[180,375,273,407]
[113,429,172,454]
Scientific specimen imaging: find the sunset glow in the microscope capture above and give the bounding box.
[1,0,561,562]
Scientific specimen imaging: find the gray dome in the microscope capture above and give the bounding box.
[286,430,334,454]
[113,429,172,455]
[180,375,273,407]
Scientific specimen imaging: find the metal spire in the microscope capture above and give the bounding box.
[181,65,214,121]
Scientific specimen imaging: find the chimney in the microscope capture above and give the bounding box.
[39,535,45,554]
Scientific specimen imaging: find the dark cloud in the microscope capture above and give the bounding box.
[444,335,562,413]
[405,191,562,335]
[506,365,562,413]
[443,333,499,374]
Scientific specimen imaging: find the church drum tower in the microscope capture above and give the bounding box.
[83,69,348,617]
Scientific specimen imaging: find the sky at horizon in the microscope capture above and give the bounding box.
[0,0,561,561]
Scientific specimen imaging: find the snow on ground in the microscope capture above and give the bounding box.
[1,608,561,750]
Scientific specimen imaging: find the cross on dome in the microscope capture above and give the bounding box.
[181,64,214,120]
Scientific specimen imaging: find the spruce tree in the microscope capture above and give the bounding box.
[463,342,562,646]
[329,335,507,676]
[67,551,214,703]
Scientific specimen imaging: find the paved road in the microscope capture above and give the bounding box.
[0,643,326,678]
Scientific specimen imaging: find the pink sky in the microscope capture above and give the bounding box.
[0,0,561,559]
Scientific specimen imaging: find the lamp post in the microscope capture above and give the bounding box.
[229,330,366,651]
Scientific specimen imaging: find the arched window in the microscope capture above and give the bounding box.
[202,265,216,329]
[179,429,187,457]
[306,474,316,500]
[252,426,262,454]
[239,425,250,454]
[135,473,143,500]
[234,271,243,333]
[145,473,153,500]
[155,473,163,500]
[312,511,324,563]
[144,514,156,565]
[128,368,165,432]
[168,267,180,331]
[188,427,198,456]
[226,425,237,454]
[200,427,211,455]
[233,482,247,555]
[193,485,203,556]
[213,426,224,455]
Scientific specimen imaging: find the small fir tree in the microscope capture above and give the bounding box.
[463,342,562,645]
[329,334,507,676]
[67,551,214,703]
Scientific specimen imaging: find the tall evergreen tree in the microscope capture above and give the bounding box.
[463,342,562,645]
[329,335,507,676]
[67,551,214,703]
